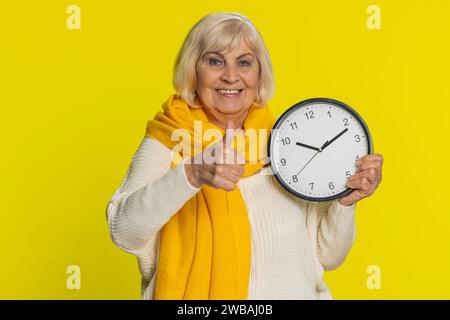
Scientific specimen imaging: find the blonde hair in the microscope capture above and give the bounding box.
[173,12,275,107]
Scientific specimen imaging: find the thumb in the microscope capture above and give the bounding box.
[223,128,236,147]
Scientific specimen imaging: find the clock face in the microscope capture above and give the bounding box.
[269,98,373,202]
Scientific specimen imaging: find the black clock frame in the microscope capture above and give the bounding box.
[268,98,373,203]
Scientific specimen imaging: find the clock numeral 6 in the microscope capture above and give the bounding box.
[346,171,351,178]
[292,175,298,183]
[281,137,291,146]
[328,181,335,190]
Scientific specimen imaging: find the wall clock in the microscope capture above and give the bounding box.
[268,98,373,202]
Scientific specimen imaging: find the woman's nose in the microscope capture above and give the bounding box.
[220,65,240,83]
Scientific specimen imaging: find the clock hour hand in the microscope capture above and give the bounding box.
[295,142,322,152]
[321,128,349,150]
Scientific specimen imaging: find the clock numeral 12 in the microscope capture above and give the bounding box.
[305,111,315,120]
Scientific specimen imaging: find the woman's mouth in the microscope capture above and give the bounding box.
[215,89,244,98]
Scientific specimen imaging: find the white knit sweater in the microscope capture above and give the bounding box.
[106,138,356,300]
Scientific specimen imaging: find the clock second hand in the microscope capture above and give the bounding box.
[295,140,329,177]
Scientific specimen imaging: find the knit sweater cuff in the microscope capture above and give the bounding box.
[334,198,356,212]
[180,158,202,192]
[139,158,201,228]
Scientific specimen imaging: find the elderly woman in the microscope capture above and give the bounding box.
[106,12,383,300]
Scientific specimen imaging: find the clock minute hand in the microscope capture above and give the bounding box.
[295,142,322,152]
[321,128,349,150]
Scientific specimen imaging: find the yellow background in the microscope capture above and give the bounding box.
[1,0,449,299]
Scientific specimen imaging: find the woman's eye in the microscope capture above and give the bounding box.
[209,58,223,66]
[238,60,251,67]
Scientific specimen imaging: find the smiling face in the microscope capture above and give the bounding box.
[195,39,260,129]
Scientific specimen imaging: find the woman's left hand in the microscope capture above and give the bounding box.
[339,153,384,206]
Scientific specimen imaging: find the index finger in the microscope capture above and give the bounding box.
[357,154,384,171]
[357,153,383,166]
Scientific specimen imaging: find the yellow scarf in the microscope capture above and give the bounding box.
[145,94,275,299]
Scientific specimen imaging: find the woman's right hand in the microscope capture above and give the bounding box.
[184,135,245,191]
